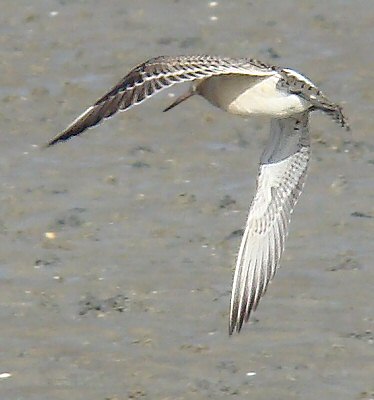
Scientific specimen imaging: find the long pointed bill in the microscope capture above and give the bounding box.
[163,89,195,112]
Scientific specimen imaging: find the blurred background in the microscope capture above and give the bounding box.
[0,1,373,399]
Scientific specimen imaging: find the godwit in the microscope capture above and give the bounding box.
[47,55,349,334]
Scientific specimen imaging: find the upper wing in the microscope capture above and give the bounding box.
[48,55,275,146]
[229,111,311,334]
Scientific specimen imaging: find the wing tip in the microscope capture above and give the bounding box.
[46,105,101,147]
[46,124,85,147]
[338,106,350,131]
[229,299,247,335]
[326,104,350,131]
[46,131,71,147]
[228,315,246,335]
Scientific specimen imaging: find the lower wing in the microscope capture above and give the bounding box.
[229,111,311,334]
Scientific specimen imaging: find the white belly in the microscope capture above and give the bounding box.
[197,74,310,118]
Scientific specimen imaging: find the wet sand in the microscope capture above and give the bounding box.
[0,1,373,399]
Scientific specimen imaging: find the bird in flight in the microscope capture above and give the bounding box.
[47,55,349,334]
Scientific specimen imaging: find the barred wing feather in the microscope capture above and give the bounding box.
[229,112,311,334]
[48,55,274,146]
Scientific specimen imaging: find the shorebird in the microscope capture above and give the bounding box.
[48,55,349,334]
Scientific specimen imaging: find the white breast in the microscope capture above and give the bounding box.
[198,74,311,118]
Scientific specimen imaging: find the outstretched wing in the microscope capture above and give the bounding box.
[229,111,311,334]
[48,55,274,146]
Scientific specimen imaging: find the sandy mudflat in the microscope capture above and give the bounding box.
[0,1,373,399]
